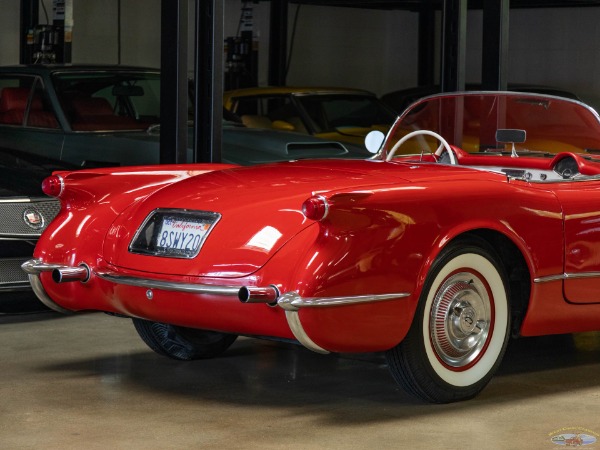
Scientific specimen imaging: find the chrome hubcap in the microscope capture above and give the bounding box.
[430,272,492,369]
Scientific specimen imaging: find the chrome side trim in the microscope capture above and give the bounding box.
[534,272,600,283]
[96,271,240,296]
[277,291,409,312]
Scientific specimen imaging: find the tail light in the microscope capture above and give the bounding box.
[42,175,64,197]
[302,195,329,221]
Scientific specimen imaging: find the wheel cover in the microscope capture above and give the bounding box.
[430,271,493,371]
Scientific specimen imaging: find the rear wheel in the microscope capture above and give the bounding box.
[132,318,238,361]
[386,237,510,403]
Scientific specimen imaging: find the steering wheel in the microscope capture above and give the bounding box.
[386,129,457,165]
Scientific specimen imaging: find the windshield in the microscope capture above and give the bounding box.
[295,94,396,133]
[383,92,600,157]
[53,71,161,131]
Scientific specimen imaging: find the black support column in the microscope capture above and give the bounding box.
[268,0,288,86]
[481,0,509,90]
[418,0,436,86]
[19,0,39,64]
[194,0,224,163]
[440,0,467,92]
[160,0,189,164]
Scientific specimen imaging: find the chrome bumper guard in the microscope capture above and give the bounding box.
[22,259,410,354]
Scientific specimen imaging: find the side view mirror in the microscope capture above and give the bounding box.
[365,130,385,154]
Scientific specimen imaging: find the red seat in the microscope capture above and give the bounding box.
[72,97,115,117]
[70,97,145,131]
[0,87,58,128]
[0,87,30,125]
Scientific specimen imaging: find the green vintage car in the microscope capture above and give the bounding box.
[0,65,369,167]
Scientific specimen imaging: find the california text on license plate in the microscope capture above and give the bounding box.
[156,217,211,253]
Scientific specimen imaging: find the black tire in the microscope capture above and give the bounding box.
[386,237,511,403]
[132,318,238,361]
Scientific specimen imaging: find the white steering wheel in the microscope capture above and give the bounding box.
[386,129,457,165]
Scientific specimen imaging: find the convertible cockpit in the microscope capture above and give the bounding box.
[380,91,600,182]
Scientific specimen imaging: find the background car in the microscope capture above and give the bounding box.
[0,147,74,311]
[223,86,397,145]
[24,91,600,402]
[0,65,371,167]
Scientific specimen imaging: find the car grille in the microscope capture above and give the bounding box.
[0,198,60,237]
[0,257,31,290]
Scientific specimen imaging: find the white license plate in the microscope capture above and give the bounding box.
[129,209,221,258]
[155,217,211,254]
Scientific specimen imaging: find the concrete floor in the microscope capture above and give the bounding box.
[2,304,600,450]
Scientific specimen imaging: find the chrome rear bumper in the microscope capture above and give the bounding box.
[22,259,410,353]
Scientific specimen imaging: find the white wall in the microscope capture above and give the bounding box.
[283,5,418,95]
[466,7,600,105]
[0,0,22,63]
[1,1,600,101]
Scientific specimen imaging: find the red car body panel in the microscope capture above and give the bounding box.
[25,92,600,356]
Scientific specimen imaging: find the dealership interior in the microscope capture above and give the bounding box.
[4,0,600,448]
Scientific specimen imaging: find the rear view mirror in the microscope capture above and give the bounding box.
[496,129,526,158]
[496,129,526,144]
[112,85,144,97]
[365,130,385,154]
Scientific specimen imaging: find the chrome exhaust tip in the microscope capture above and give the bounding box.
[238,285,279,304]
[52,265,90,283]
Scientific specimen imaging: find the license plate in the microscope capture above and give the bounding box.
[129,209,220,258]
[156,218,209,253]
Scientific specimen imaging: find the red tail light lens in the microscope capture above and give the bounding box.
[42,175,64,197]
[302,195,329,221]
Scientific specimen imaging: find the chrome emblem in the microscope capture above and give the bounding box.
[23,208,45,230]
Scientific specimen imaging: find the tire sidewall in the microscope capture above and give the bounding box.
[420,243,510,389]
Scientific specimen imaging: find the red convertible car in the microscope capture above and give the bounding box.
[23,92,600,403]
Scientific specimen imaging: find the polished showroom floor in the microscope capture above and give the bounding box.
[2,298,600,450]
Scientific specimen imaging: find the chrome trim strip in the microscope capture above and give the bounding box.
[22,259,241,297]
[534,272,600,283]
[21,259,77,313]
[277,291,409,312]
[21,259,73,275]
[280,291,409,354]
[534,274,565,283]
[27,274,72,314]
[96,271,240,296]
[284,310,329,354]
